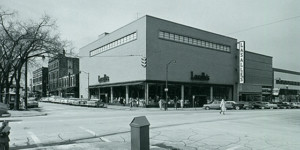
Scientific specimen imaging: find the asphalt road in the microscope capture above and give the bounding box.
[7,102,300,150]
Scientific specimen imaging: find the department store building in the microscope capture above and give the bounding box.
[79,15,273,106]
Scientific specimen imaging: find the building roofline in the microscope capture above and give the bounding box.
[273,68,300,75]
[236,49,273,58]
[145,15,237,41]
[79,16,147,51]
[79,15,239,51]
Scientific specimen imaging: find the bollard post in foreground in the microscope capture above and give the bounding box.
[130,116,150,150]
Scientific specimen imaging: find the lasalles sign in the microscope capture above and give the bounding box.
[239,41,245,84]
[191,71,210,81]
[98,74,109,83]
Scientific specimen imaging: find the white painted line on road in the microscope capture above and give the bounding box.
[79,126,96,136]
[27,131,42,147]
[100,137,111,142]
[226,145,242,150]
[78,126,111,142]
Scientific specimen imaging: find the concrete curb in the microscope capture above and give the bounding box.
[8,110,48,118]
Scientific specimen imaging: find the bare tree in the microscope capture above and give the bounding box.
[0,8,70,110]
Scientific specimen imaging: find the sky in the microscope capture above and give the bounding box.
[1,0,300,72]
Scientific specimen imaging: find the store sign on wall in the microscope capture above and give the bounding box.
[98,74,109,83]
[191,71,210,81]
[239,41,245,84]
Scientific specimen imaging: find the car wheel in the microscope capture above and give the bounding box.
[235,106,240,110]
[205,106,210,110]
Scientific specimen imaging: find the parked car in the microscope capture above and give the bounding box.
[275,102,291,109]
[39,97,49,102]
[86,99,105,107]
[69,98,81,106]
[203,100,220,110]
[252,101,268,109]
[291,102,300,108]
[265,102,278,109]
[78,99,88,106]
[60,98,69,104]
[203,100,233,110]
[238,101,254,109]
[0,103,10,117]
[27,97,39,108]
[226,101,244,110]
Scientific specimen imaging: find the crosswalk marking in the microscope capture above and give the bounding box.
[79,126,96,136]
[100,137,111,142]
[78,126,111,142]
[27,131,42,147]
[226,145,242,150]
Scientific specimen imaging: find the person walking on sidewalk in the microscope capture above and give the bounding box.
[220,99,226,115]
[174,96,178,110]
[159,99,162,110]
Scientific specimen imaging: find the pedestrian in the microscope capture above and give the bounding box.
[174,96,178,110]
[220,99,226,115]
[136,98,139,107]
[159,99,162,110]
[129,98,133,108]
[164,99,168,111]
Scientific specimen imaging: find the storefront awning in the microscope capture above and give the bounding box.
[89,81,145,89]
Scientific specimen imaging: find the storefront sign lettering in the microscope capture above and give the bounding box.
[98,74,109,83]
[191,71,209,81]
[239,41,245,84]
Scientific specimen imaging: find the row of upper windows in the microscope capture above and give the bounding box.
[49,61,59,70]
[49,75,77,90]
[33,77,43,84]
[159,31,230,52]
[33,71,42,78]
[90,32,137,57]
[58,75,76,88]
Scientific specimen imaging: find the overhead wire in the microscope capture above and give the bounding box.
[227,15,300,35]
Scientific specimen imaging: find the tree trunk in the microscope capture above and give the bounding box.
[5,78,10,105]
[0,85,2,103]
[14,70,22,110]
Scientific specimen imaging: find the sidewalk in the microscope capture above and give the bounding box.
[106,104,204,111]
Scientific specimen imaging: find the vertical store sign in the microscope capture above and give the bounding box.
[239,41,245,83]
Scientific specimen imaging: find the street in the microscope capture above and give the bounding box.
[7,102,300,150]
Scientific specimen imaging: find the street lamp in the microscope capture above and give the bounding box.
[165,60,176,111]
[80,71,90,99]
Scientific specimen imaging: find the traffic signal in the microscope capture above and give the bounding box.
[141,57,147,68]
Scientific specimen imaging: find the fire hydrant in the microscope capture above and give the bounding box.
[0,120,10,150]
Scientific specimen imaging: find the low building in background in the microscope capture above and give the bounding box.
[273,68,300,102]
[32,67,48,97]
[48,51,80,98]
